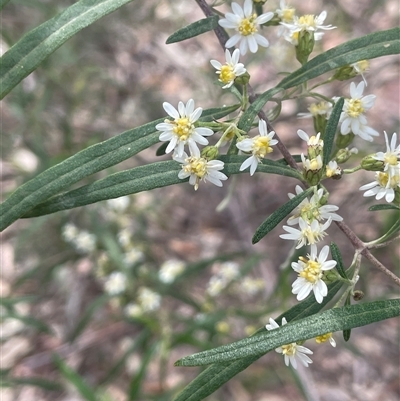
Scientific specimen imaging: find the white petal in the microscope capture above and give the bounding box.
[225,34,242,49]
[254,34,270,48]
[186,99,195,116]
[232,2,245,18]
[163,102,179,119]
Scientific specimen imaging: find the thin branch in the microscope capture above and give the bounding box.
[335,220,400,286]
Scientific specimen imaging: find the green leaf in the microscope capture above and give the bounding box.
[22,155,300,218]
[343,293,352,341]
[53,355,97,401]
[5,376,62,392]
[369,204,400,211]
[0,104,238,231]
[239,28,400,132]
[252,187,313,244]
[166,16,219,44]
[0,0,136,99]
[172,281,343,401]
[175,298,400,367]
[330,242,348,280]
[323,98,344,166]
[222,155,302,179]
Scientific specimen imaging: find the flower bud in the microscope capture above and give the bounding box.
[361,155,385,172]
[332,65,358,82]
[296,31,315,65]
[336,148,352,163]
[336,132,355,149]
[234,71,250,86]
[323,269,339,284]
[201,146,219,161]
[313,114,328,137]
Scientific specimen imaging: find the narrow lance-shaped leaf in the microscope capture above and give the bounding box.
[369,204,400,211]
[323,97,344,166]
[239,28,400,133]
[173,280,343,401]
[0,104,239,231]
[330,242,348,280]
[175,298,400,367]
[22,155,301,218]
[166,16,219,44]
[252,187,313,244]
[0,0,138,99]
[53,354,98,401]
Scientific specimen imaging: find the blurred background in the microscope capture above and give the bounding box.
[1,0,399,400]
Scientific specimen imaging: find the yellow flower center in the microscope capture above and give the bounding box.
[239,14,258,36]
[172,117,194,141]
[309,101,330,116]
[309,157,321,170]
[299,259,322,284]
[281,343,296,356]
[316,333,333,344]
[253,136,273,158]
[219,65,236,84]
[347,99,364,118]
[298,14,316,28]
[282,8,295,23]
[184,157,207,178]
[300,203,321,222]
[355,59,369,73]
[377,172,389,187]
[384,153,398,166]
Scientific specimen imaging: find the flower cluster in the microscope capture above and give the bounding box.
[62,223,96,254]
[206,261,240,297]
[156,98,228,191]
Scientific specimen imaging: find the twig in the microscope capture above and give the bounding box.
[361,249,400,286]
[194,0,230,50]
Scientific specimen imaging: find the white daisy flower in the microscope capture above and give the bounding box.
[287,185,342,226]
[359,167,400,203]
[206,275,228,297]
[339,82,379,142]
[297,129,324,151]
[301,153,323,172]
[297,101,333,119]
[156,99,214,158]
[280,217,332,249]
[218,0,274,55]
[291,245,337,303]
[174,147,228,191]
[137,287,161,312]
[210,49,246,89]
[104,271,127,295]
[373,132,400,175]
[265,317,313,369]
[325,160,342,178]
[315,332,336,347]
[74,231,96,254]
[276,0,296,24]
[62,223,79,243]
[280,10,336,43]
[159,259,185,284]
[236,119,278,175]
